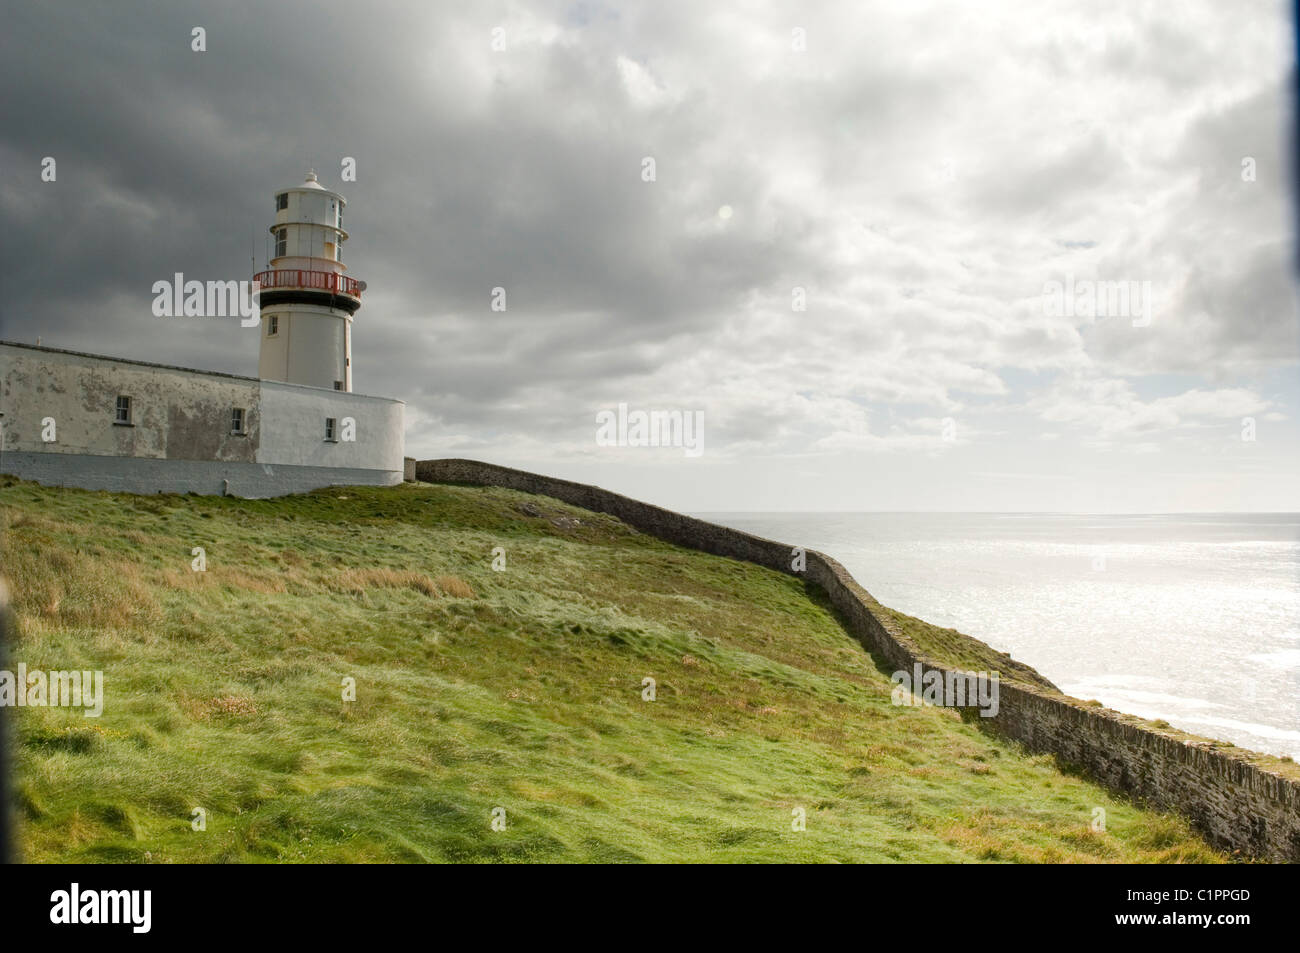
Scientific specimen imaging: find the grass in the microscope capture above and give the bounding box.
[875,606,1060,692]
[0,477,1229,863]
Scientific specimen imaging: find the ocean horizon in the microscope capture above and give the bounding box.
[701,511,1300,761]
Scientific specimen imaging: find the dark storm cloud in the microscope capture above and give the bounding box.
[0,1,820,400]
[1,1,1295,511]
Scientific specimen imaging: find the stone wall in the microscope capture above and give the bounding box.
[416,457,1300,862]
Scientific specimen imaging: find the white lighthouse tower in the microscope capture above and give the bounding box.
[255,172,363,391]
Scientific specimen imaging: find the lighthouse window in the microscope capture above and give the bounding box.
[324,417,337,442]
[266,314,278,336]
[275,192,288,211]
[230,408,246,435]
[274,227,287,258]
[114,395,132,425]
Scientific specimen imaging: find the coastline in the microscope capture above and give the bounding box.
[699,510,1300,762]
[416,458,1300,862]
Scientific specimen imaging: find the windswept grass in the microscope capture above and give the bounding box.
[331,567,442,598]
[0,478,1228,863]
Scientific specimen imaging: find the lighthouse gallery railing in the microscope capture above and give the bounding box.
[253,269,362,298]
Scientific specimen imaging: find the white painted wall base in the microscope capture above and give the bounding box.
[1,451,401,498]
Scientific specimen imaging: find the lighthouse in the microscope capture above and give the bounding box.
[1,172,405,497]
[254,172,364,392]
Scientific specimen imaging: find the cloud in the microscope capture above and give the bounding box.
[0,0,1294,509]
[1030,376,1271,441]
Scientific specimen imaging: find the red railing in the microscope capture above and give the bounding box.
[253,269,362,298]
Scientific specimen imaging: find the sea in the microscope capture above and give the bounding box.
[701,512,1300,760]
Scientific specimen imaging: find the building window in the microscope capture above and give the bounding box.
[274,227,287,258]
[324,417,337,442]
[114,395,132,425]
[333,380,343,391]
[267,314,278,336]
[231,408,246,435]
[276,192,288,211]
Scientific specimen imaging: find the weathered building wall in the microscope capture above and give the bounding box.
[0,342,260,461]
[415,457,1300,862]
[0,342,404,496]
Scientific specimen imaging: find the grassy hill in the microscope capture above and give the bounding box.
[1,478,1224,862]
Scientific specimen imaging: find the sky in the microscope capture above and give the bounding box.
[1,0,1296,512]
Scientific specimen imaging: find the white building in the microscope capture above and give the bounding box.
[0,174,407,497]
